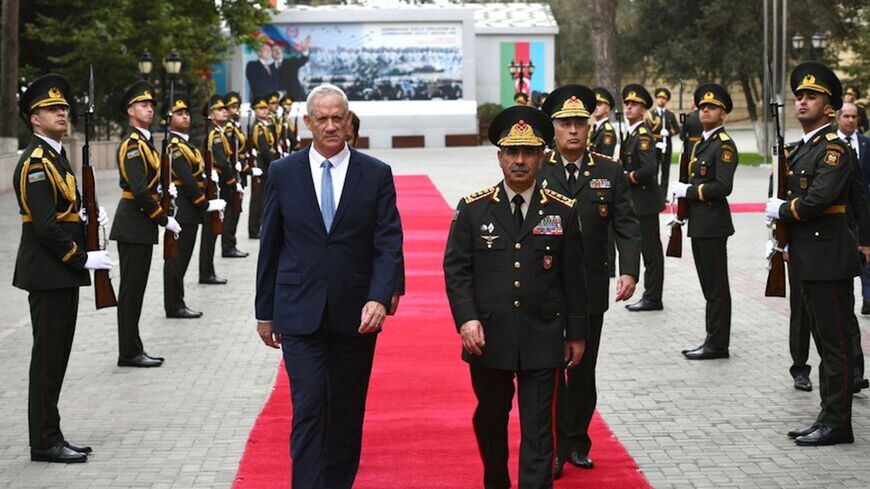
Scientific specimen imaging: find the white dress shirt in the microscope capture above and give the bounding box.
[838,129,860,160]
[701,125,724,141]
[626,119,644,137]
[802,123,830,144]
[594,118,608,132]
[503,184,535,219]
[34,133,64,156]
[310,143,351,212]
[170,130,189,141]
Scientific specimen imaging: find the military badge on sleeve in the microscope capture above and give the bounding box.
[722,149,734,163]
[824,150,840,166]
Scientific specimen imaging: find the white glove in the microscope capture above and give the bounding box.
[162,216,182,234]
[84,250,115,270]
[252,167,263,177]
[211,170,219,183]
[97,206,109,227]
[169,183,177,198]
[672,182,690,199]
[236,182,244,193]
[251,148,258,158]
[766,197,786,220]
[655,141,667,151]
[660,128,670,137]
[207,199,227,212]
[235,162,242,172]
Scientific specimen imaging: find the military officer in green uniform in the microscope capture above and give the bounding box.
[767,61,860,446]
[199,95,232,284]
[247,94,275,239]
[279,94,300,153]
[220,92,248,258]
[266,91,282,155]
[622,84,666,311]
[680,106,703,164]
[444,106,588,489]
[538,84,641,478]
[671,84,738,360]
[111,81,177,368]
[648,88,681,202]
[163,95,226,318]
[590,87,619,158]
[15,74,115,463]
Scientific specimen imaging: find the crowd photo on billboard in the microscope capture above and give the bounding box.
[243,22,464,102]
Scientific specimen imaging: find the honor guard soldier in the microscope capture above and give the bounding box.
[220,93,248,259]
[844,86,868,134]
[198,95,231,284]
[15,74,114,463]
[621,84,666,311]
[539,85,641,478]
[444,106,589,489]
[647,88,681,202]
[111,81,176,368]
[681,106,703,164]
[248,93,275,239]
[163,95,227,318]
[671,84,738,360]
[590,87,618,158]
[267,91,282,154]
[766,61,861,446]
[279,95,300,152]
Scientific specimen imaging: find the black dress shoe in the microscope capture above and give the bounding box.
[199,275,228,285]
[795,425,854,446]
[567,451,594,469]
[855,378,870,393]
[64,441,92,454]
[553,456,565,480]
[625,299,663,311]
[862,300,870,315]
[31,443,87,463]
[682,346,729,360]
[787,423,820,439]
[681,344,704,355]
[118,353,164,368]
[222,248,249,258]
[793,374,813,392]
[166,306,203,319]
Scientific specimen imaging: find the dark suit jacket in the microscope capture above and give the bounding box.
[274,54,309,100]
[246,60,277,98]
[255,147,403,336]
[855,133,870,199]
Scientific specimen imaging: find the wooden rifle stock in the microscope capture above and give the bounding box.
[765,150,789,297]
[231,126,243,213]
[204,132,224,235]
[666,109,689,258]
[83,166,118,309]
[160,139,179,259]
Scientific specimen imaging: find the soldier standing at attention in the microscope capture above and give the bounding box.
[267,91,282,155]
[15,74,115,463]
[538,84,641,478]
[199,95,232,284]
[163,95,226,318]
[768,61,860,446]
[622,84,666,312]
[111,81,178,368]
[444,105,588,489]
[280,95,300,152]
[247,94,275,239]
[590,87,619,158]
[648,88,681,202]
[220,92,248,259]
[671,84,738,360]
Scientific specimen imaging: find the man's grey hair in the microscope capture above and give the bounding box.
[306,84,349,116]
[837,102,857,118]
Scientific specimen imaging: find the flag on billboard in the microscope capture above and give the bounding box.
[500,41,545,106]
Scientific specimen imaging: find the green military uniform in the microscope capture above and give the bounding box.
[220,93,246,258]
[647,88,681,201]
[622,84,665,309]
[110,81,166,365]
[280,95,300,153]
[248,94,276,238]
[162,95,208,316]
[198,95,231,283]
[681,109,703,162]
[592,87,620,279]
[444,106,588,489]
[537,85,641,469]
[13,75,92,461]
[777,62,860,446]
[679,84,738,358]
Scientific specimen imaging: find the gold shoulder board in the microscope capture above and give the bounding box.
[590,151,617,164]
[719,132,731,141]
[604,122,613,131]
[825,132,839,141]
[639,126,648,135]
[463,187,497,204]
[542,188,576,208]
[30,146,44,159]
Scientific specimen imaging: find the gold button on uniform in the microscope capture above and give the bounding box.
[514,243,521,250]
[514,261,521,269]
[513,300,520,308]
[514,281,520,288]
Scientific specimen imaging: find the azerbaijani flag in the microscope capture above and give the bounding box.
[500,41,546,107]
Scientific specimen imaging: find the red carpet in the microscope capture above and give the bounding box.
[233,175,650,488]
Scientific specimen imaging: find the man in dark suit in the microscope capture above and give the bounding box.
[273,39,310,101]
[844,86,868,134]
[255,84,403,489]
[538,85,640,478]
[672,84,738,360]
[15,74,115,463]
[444,106,588,489]
[245,42,277,99]
[110,81,177,368]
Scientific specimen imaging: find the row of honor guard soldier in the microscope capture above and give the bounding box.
[647,87,681,201]
[444,105,588,489]
[537,84,641,478]
[221,91,249,259]
[248,93,277,238]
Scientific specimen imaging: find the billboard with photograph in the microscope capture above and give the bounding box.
[243,22,464,102]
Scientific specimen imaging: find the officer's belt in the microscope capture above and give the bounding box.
[823,205,846,215]
[21,213,80,223]
[172,179,206,188]
[121,190,159,200]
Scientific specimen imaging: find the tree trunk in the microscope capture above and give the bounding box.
[589,0,619,96]
[740,74,757,122]
[1,0,20,141]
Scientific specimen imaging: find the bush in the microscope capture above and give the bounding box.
[477,103,504,124]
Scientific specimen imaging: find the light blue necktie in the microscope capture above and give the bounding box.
[320,159,335,231]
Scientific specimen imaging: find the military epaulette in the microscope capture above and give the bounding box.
[541,188,576,208]
[638,126,649,135]
[590,151,618,164]
[548,151,558,164]
[463,186,499,204]
[719,132,731,142]
[170,136,182,145]
[30,146,44,160]
[825,143,845,152]
[825,132,839,141]
[129,132,140,140]
[604,122,613,131]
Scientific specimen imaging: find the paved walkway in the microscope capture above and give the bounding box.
[0,146,867,488]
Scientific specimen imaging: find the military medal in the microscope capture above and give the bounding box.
[800,176,808,190]
[599,203,608,218]
[700,165,707,177]
[589,179,611,189]
[480,222,499,249]
[532,215,563,235]
[543,255,553,270]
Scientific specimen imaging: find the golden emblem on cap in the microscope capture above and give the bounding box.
[145,90,154,98]
[802,74,815,86]
[172,99,186,111]
[704,91,715,100]
[563,96,585,111]
[498,119,545,147]
[628,91,637,99]
[48,87,63,99]
[552,94,590,119]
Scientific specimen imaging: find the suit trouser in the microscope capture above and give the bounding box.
[555,313,604,457]
[28,287,78,449]
[281,325,378,489]
[164,221,200,313]
[788,262,812,378]
[221,187,240,252]
[802,279,856,429]
[691,237,731,350]
[638,214,664,302]
[470,365,557,489]
[199,212,219,280]
[117,242,151,358]
[248,175,266,237]
[861,263,870,301]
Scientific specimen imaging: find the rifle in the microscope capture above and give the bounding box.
[160,78,179,259]
[204,120,224,235]
[82,65,117,309]
[667,80,688,258]
[230,121,243,214]
[765,61,788,297]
